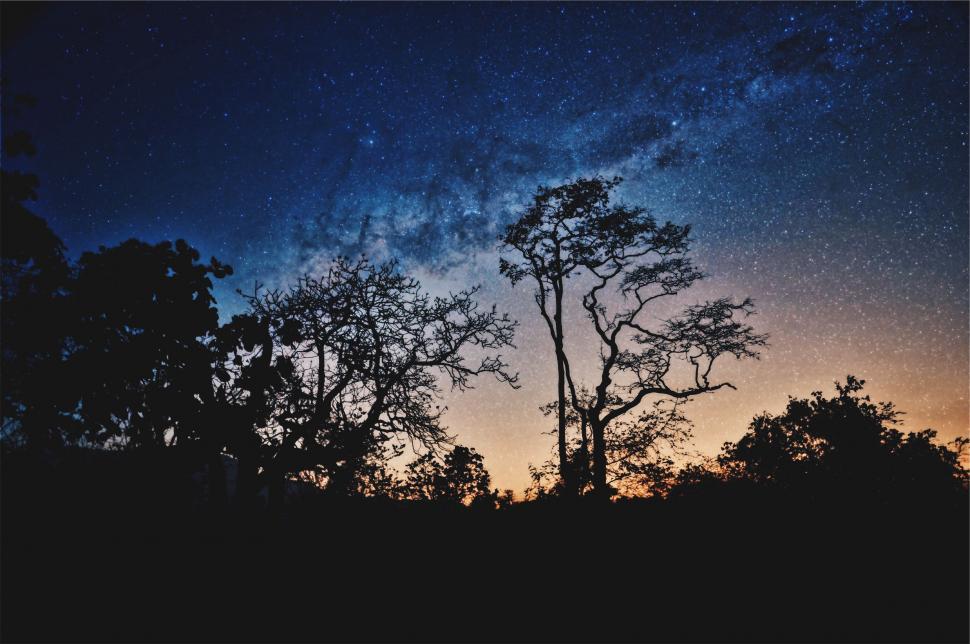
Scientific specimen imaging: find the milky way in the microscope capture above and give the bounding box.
[3,2,967,490]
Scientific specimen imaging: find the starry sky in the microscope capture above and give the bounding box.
[3,2,968,492]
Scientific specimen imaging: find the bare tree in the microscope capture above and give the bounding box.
[499,177,623,494]
[502,177,767,499]
[245,257,517,502]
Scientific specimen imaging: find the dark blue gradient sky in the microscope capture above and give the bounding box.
[4,2,967,490]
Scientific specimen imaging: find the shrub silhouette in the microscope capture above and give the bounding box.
[404,444,493,505]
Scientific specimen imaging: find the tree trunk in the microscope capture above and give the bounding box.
[579,412,590,491]
[553,279,574,497]
[590,416,609,500]
[555,341,572,495]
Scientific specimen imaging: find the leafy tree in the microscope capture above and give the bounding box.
[68,239,232,451]
[208,311,285,508]
[244,257,517,503]
[495,488,516,509]
[404,445,493,505]
[1,126,235,512]
[1,116,232,470]
[502,176,766,499]
[717,376,969,502]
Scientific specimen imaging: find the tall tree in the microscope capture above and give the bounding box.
[503,177,767,499]
[246,257,517,503]
[69,239,232,450]
[499,178,622,494]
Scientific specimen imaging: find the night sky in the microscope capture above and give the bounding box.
[3,2,968,491]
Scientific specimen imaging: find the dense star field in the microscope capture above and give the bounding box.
[3,2,967,492]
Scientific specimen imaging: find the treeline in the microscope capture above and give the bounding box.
[3,126,968,514]
[524,376,968,507]
[3,128,522,512]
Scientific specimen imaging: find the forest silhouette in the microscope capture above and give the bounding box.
[2,125,968,643]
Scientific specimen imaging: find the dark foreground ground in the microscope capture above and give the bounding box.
[2,454,967,643]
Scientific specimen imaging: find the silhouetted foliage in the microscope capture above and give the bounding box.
[699,376,970,505]
[1,128,74,449]
[404,444,493,505]
[1,125,234,492]
[69,239,232,450]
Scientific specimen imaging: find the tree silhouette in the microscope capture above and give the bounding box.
[1,115,237,462]
[1,128,74,450]
[207,312,282,508]
[499,179,619,494]
[716,376,969,503]
[404,444,493,505]
[502,176,767,499]
[242,257,517,504]
[67,239,232,451]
